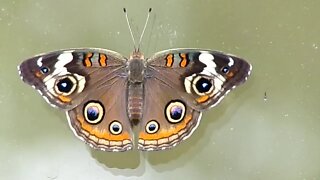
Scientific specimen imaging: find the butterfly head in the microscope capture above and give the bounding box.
[129,51,144,61]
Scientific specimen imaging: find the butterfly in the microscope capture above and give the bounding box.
[17,9,252,152]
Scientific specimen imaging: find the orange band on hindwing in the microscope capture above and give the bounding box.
[83,53,93,67]
[179,53,189,67]
[99,53,107,67]
[139,114,193,140]
[77,115,131,141]
[166,54,174,67]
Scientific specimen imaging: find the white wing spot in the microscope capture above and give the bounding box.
[198,53,218,77]
[43,51,75,96]
[74,73,86,93]
[199,52,214,62]
[37,57,43,67]
[228,57,234,66]
[248,64,253,75]
[184,74,196,94]
[37,89,43,95]
[57,52,73,66]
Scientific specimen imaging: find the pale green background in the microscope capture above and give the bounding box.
[1,0,319,180]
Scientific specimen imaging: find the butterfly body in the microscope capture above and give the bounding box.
[127,52,145,122]
[18,48,252,152]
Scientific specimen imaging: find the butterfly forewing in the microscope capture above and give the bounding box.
[18,48,127,109]
[146,49,252,110]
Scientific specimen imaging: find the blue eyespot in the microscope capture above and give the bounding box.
[195,78,212,93]
[170,106,183,120]
[112,123,120,132]
[165,100,186,123]
[57,77,74,93]
[83,101,105,124]
[148,123,156,131]
[109,121,122,135]
[87,106,99,121]
[40,67,49,74]
[146,120,159,134]
[221,66,229,73]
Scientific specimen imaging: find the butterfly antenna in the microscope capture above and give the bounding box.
[137,8,152,51]
[123,8,137,51]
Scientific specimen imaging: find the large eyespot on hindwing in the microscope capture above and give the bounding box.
[83,101,105,124]
[109,120,123,135]
[145,120,160,134]
[54,75,78,96]
[165,100,186,123]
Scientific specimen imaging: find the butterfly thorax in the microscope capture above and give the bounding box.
[128,59,145,83]
[127,51,145,122]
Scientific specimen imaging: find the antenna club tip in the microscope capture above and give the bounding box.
[148,8,152,12]
[123,8,127,13]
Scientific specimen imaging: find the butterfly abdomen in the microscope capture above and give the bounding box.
[127,83,144,122]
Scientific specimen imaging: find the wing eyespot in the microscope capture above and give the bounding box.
[192,76,215,96]
[40,66,49,74]
[221,66,230,74]
[54,75,77,96]
[165,100,186,123]
[83,101,105,124]
[145,120,160,134]
[109,120,123,135]
[221,66,236,78]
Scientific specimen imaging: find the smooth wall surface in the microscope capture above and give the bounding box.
[0,0,319,179]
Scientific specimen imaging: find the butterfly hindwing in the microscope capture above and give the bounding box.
[67,77,133,152]
[138,77,202,151]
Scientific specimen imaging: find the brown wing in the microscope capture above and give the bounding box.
[146,49,252,110]
[18,48,127,110]
[67,77,133,152]
[19,48,133,151]
[137,49,251,151]
[138,78,202,151]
